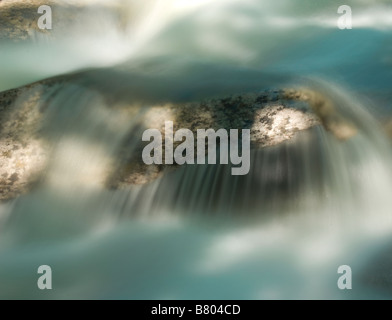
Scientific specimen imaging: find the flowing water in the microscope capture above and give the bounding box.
[1,0,392,299]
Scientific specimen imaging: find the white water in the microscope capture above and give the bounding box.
[1,0,392,299]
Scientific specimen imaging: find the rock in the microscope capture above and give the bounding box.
[0,0,55,40]
[283,88,358,141]
[0,84,50,201]
[107,91,321,189]
[1,75,361,200]
[0,0,127,41]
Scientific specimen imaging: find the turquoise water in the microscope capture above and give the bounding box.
[0,0,392,299]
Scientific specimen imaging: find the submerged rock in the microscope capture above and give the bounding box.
[106,91,321,189]
[0,76,360,201]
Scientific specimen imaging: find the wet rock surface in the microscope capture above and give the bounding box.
[1,76,361,200]
[0,0,125,41]
[106,91,321,189]
[283,88,358,141]
[0,85,49,201]
[0,0,55,40]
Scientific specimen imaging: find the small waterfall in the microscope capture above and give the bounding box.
[1,72,392,299]
[1,0,392,299]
